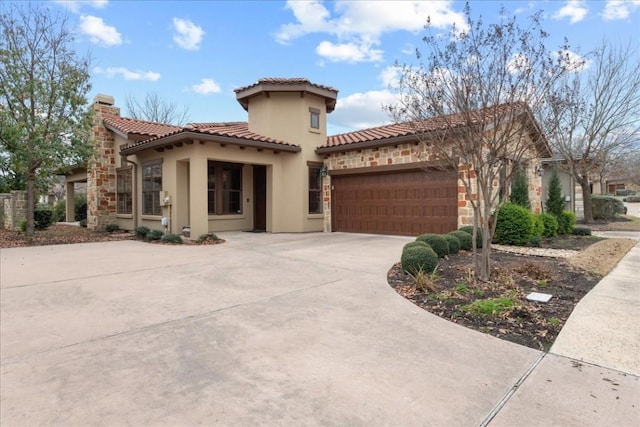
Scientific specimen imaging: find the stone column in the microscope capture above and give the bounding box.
[66,182,75,222]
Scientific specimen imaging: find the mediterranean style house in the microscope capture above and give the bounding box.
[71,78,549,238]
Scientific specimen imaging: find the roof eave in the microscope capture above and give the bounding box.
[120,131,301,155]
[236,82,338,113]
[316,134,422,154]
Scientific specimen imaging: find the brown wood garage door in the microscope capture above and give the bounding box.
[331,169,458,236]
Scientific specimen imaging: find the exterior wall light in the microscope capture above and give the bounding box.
[320,165,329,177]
[536,166,544,177]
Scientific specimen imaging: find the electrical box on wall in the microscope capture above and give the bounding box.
[159,191,171,206]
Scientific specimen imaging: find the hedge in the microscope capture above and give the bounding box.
[494,203,533,246]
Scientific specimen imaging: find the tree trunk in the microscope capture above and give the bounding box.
[26,168,36,237]
[580,176,594,223]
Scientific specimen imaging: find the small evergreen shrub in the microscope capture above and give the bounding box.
[573,226,592,236]
[105,223,120,232]
[531,214,544,238]
[161,233,183,244]
[592,196,625,220]
[546,168,564,217]
[74,193,87,221]
[623,195,640,202]
[147,229,164,241]
[449,230,472,251]
[403,241,430,251]
[401,246,439,275]
[529,236,542,247]
[196,232,221,243]
[459,225,482,248]
[557,210,576,234]
[79,219,87,228]
[494,203,534,246]
[416,233,449,258]
[444,234,460,255]
[510,169,531,209]
[539,213,558,238]
[134,226,150,239]
[20,219,27,232]
[52,200,66,223]
[34,206,53,230]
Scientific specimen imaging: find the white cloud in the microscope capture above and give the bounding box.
[602,0,640,20]
[275,0,466,63]
[331,90,398,130]
[93,66,161,81]
[553,0,588,23]
[507,53,531,74]
[79,15,122,46]
[316,41,382,63]
[53,0,108,13]
[379,65,402,88]
[191,78,221,94]
[172,18,204,50]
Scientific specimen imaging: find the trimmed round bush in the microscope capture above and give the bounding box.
[532,214,544,238]
[557,210,576,234]
[444,234,460,254]
[458,225,483,248]
[573,226,592,236]
[416,233,449,258]
[592,195,625,219]
[34,206,53,230]
[539,213,558,238]
[401,246,439,275]
[147,229,164,241]
[449,230,472,251]
[494,203,534,246]
[623,195,640,202]
[161,233,183,244]
[134,226,150,239]
[403,241,430,251]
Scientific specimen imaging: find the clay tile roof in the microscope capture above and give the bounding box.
[233,78,338,94]
[102,114,182,137]
[322,103,529,149]
[120,122,300,155]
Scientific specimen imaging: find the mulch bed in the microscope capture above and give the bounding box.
[388,236,603,351]
[0,224,134,248]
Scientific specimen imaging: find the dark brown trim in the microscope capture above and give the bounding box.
[328,161,453,176]
[306,160,323,167]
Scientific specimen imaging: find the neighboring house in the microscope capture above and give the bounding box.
[77,78,549,238]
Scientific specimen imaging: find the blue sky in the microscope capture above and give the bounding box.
[44,0,640,135]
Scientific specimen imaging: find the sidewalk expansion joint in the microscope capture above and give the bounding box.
[479,352,546,427]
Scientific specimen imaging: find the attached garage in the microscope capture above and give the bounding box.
[330,167,458,236]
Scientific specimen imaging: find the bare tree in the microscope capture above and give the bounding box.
[125,92,190,125]
[387,4,569,280]
[0,3,93,236]
[540,41,640,222]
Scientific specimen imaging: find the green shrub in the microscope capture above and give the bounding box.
[74,193,87,221]
[458,225,482,248]
[510,169,530,209]
[147,229,164,241]
[52,200,66,223]
[546,168,564,217]
[161,233,183,244]
[539,213,558,238]
[105,223,120,232]
[403,241,430,251]
[529,236,542,247]
[592,195,626,220]
[623,195,640,202]
[401,246,439,275]
[79,219,87,228]
[557,210,576,234]
[20,219,27,232]
[494,203,534,246]
[34,205,53,230]
[196,232,221,243]
[444,234,460,255]
[531,214,544,238]
[134,226,150,239]
[416,234,449,258]
[449,230,473,251]
[573,226,592,236]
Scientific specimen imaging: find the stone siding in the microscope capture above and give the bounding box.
[2,191,27,231]
[87,102,119,230]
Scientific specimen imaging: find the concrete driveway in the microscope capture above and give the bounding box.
[0,233,636,426]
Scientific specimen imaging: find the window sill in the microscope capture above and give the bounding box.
[208,214,245,220]
[307,213,324,219]
[141,215,162,221]
[308,128,321,134]
[116,214,133,219]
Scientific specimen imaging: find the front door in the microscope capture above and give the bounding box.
[253,165,267,231]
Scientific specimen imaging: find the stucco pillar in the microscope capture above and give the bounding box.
[189,152,208,239]
[66,182,75,222]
